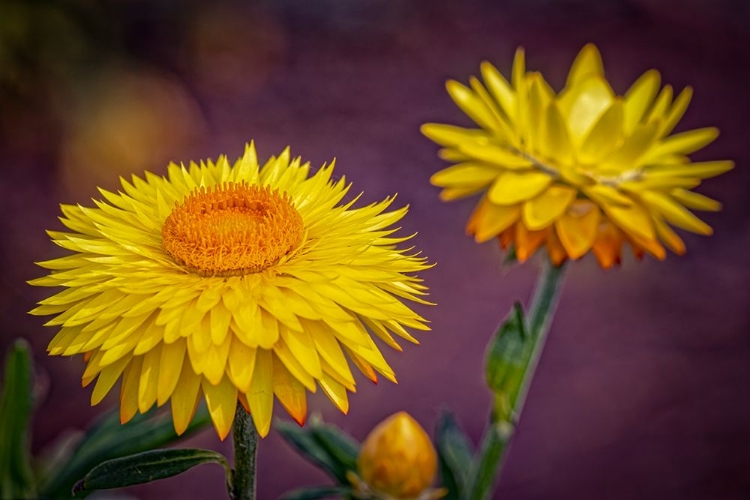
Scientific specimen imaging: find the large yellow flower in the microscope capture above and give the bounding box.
[30,144,431,439]
[422,44,733,267]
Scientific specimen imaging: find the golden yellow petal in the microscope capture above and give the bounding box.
[319,373,349,414]
[120,356,142,424]
[272,360,308,425]
[227,336,257,393]
[469,199,521,243]
[202,377,238,441]
[579,99,624,164]
[555,202,601,259]
[522,185,577,230]
[566,43,604,88]
[157,339,186,406]
[640,192,712,235]
[623,70,661,133]
[671,188,722,212]
[247,350,274,437]
[488,171,553,206]
[138,348,160,413]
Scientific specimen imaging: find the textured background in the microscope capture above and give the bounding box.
[2,0,749,498]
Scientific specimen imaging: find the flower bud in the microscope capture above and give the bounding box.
[357,412,438,499]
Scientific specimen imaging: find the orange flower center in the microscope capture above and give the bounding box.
[162,182,304,276]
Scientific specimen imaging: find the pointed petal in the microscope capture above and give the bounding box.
[566,44,604,87]
[202,377,238,440]
[488,171,553,205]
[468,199,521,243]
[555,202,601,259]
[522,185,577,230]
[640,192,712,235]
[247,350,274,437]
[171,362,202,435]
[623,70,661,132]
[272,360,308,426]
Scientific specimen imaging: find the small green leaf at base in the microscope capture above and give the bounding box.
[72,448,229,494]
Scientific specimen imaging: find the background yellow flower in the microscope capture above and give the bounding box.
[423,44,733,267]
[30,144,431,439]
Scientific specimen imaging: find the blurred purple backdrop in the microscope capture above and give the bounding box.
[2,0,749,498]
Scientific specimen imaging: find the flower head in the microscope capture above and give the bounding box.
[354,412,440,500]
[29,144,431,439]
[423,44,733,267]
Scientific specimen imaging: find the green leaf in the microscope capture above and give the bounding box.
[281,486,353,500]
[72,448,230,494]
[435,411,473,500]
[276,420,353,483]
[484,302,530,422]
[40,404,211,498]
[310,423,359,473]
[0,339,36,499]
[503,244,518,266]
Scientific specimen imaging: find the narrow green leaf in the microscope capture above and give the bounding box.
[72,448,229,494]
[41,404,211,497]
[0,339,36,499]
[310,423,359,472]
[276,421,350,483]
[281,486,353,500]
[435,411,474,500]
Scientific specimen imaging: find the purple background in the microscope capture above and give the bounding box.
[2,0,749,498]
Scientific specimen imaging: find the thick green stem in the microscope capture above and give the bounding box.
[468,259,567,500]
[231,404,258,500]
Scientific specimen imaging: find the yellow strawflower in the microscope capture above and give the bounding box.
[422,44,733,267]
[29,144,431,439]
[354,412,442,500]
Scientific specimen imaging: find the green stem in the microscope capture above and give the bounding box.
[231,403,258,500]
[468,259,567,500]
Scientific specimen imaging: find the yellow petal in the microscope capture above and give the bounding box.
[539,102,574,164]
[171,361,202,435]
[91,355,129,405]
[420,124,489,147]
[645,160,734,180]
[579,100,624,164]
[480,61,517,125]
[623,70,661,132]
[279,326,322,379]
[522,185,577,230]
[653,216,686,255]
[601,122,659,170]
[203,332,232,386]
[671,188,722,212]
[582,185,634,208]
[318,373,349,414]
[488,171,553,205]
[430,163,501,188]
[566,44,604,87]
[272,360,308,425]
[457,143,533,169]
[306,320,355,387]
[640,192,712,235]
[559,77,614,143]
[202,377,238,440]
[157,339,186,406]
[227,336,257,393]
[120,356,142,424]
[439,185,486,202]
[642,128,719,162]
[604,201,655,241]
[555,202,601,259]
[210,302,232,346]
[645,85,673,123]
[247,350,274,437]
[446,80,502,133]
[469,199,521,243]
[660,87,692,137]
[138,348,159,413]
[469,76,518,142]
